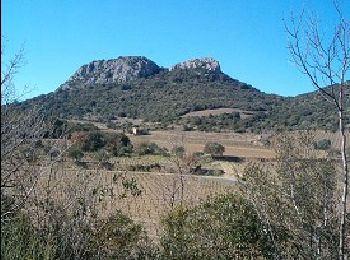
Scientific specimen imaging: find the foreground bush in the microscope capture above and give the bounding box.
[160,194,270,259]
[1,209,148,260]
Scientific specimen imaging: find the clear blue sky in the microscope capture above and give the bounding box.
[1,0,348,99]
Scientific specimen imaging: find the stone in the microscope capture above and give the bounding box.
[170,57,221,74]
[63,56,160,85]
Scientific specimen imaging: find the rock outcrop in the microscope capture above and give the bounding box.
[170,57,221,74]
[60,56,224,90]
[61,56,160,88]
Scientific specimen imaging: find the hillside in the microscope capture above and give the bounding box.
[11,56,350,133]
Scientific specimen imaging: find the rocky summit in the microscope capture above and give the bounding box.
[170,58,221,74]
[61,56,160,88]
[60,56,225,89]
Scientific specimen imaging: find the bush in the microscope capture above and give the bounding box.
[89,211,143,258]
[21,147,39,163]
[68,146,84,161]
[160,194,269,259]
[1,208,145,259]
[105,133,133,157]
[1,213,56,259]
[106,122,118,130]
[313,138,331,150]
[82,132,106,152]
[69,122,99,133]
[95,148,111,162]
[78,131,133,157]
[172,146,185,156]
[138,143,166,155]
[204,142,225,156]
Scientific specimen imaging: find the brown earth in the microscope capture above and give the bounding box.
[129,130,275,159]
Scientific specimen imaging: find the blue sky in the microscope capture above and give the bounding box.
[1,0,347,99]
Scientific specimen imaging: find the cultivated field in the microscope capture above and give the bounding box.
[129,130,275,159]
[30,166,236,240]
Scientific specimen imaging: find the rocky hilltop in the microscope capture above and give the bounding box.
[170,58,221,74]
[61,56,160,88]
[61,56,224,89]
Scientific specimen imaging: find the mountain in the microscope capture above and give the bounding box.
[60,56,161,89]
[10,56,350,133]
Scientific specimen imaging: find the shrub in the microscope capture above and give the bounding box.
[69,122,99,133]
[1,213,56,260]
[21,147,39,163]
[95,148,111,162]
[89,211,143,258]
[192,152,205,160]
[172,146,185,156]
[106,122,118,130]
[138,143,165,155]
[68,146,84,161]
[313,138,331,150]
[105,133,133,157]
[182,124,193,131]
[160,194,269,259]
[204,142,225,156]
[82,132,106,152]
[1,208,145,259]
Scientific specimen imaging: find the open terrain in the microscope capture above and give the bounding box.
[129,130,275,158]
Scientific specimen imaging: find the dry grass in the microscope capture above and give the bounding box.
[29,166,236,240]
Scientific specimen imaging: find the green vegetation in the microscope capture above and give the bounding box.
[204,142,225,156]
[172,145,185,156]
[105,133,133,157]
[76,131,133,157]
[1,208,145,259]
[67,146,84,161]
[10,69,349,133]
[137,142,168,156]
[161,194,269,259]
[2,44,349,259]
[48,119,99,139]
[81,132,106,152]
[313,138,332,150]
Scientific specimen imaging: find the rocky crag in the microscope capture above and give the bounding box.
[170,57,221,74]
[60,56,222,89]
[61,56,160,89]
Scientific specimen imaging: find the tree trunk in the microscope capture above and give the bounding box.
[339,83,348,260]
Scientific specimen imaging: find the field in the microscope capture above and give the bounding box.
[15,127,350,243]
[30,165,236,241]
[129,130,275,158]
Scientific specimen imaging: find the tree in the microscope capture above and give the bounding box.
[285,3,349,258]
[82,131,106,152]
[204,142,225,156]
[1,43,57,224]
[238,132,339,258]
[105,133,133,156]
[160,194,270,259]
[68,146,84,162]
